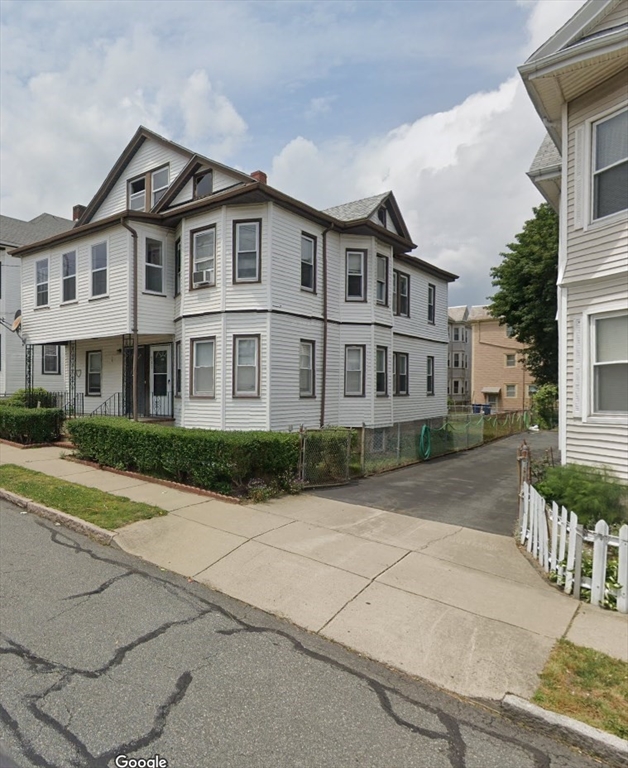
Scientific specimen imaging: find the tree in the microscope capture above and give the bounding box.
[489,203,559,385]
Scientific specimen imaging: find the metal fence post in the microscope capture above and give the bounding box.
[360,424,366,475]
[396,421,401,461]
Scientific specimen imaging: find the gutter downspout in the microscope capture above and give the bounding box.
[320,224,334,428]
[121,218,139,421]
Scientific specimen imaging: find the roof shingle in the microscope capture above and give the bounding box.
[0,213,73,247]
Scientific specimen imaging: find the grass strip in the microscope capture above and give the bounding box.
[0,464,167,530]
[533,639,628,739]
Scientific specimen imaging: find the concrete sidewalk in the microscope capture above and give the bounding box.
[2,444,626,702]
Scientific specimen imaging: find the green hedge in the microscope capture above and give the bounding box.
[4,388,59,408]
[66,417,301,496]
[0,406,64,445]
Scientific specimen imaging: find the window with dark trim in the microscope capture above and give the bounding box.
[91,242,107,297]
[192,338,215,397]
[127,165,169,211]
[174,238,181,296]
[377,207,387,227]
[194,170,213,199]
[86,351,102,396]
[128,177,146,210]
[301,233,316,292]
[392,270,409,317]
[152,167,169,206]
[191,226,216,287]
[376,255,388,305]
[393,352,408,395]
[592,108,628,221]
[233,221,261,283]
[233,335,260,397]
[427,284,436,324]
[42,345,60,375]
[299,340,315,397]
[344,345,365,396]
[427,355,435,395]
[145,238,164,293]
[376,346,388,396]
[62,251,76,303]
[175,341,182,396]
[36,258,49,307]
[346,250,366,301]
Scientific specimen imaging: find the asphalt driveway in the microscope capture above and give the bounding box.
[313,430,558,537]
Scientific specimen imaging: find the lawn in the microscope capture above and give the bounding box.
[533,639,628,739]
[0,464,167,530]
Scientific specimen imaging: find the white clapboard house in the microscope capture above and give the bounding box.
[520,0,628,481]
[11,126,456,430]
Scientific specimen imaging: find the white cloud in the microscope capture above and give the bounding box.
[305,96,336,119]
[270,0,588,305]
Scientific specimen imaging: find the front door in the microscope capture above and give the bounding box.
[150,345,171,417]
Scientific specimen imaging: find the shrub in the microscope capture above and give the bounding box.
[6,388,59,409]
[66,417,301,497]
[0,406,64,445]
[537,463,627,528]
[531,384,558,430]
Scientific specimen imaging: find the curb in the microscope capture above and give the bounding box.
[0,489,118,548]
[501,694,628,768]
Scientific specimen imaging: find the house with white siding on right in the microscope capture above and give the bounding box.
[11,126,456,431]
[520,0,628,481]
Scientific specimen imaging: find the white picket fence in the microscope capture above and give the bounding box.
[519,481,628,613]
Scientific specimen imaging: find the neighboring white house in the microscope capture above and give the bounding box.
[447,305,471,404]
[1,214,73,396]
[520,0,628,481]
[11,126,456,430]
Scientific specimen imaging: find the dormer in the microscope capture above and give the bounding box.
[128,164,171,211]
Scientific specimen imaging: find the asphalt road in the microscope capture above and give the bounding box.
[0,501,596,768]
[314,431,559,536]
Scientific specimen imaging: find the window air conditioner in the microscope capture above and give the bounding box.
[193,269,213,286]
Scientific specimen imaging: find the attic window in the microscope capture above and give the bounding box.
[195,171,213,198]
[152,167,169,206]
[129,178,146,210]
[377,207,387,227]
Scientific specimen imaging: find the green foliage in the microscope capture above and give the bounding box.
[489,203,559,385]
[531,383,559,429]
[302,428,355,484]
[5,388,59,408]
[66,417,301,497]
[0,406,64,444]
[537,463,627,528]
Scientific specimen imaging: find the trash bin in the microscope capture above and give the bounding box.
[472,404,481,414]
[483,404,491,415]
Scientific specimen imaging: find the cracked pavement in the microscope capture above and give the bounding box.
[0,501,599,768]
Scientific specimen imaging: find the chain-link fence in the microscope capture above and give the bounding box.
[300,410,530,486]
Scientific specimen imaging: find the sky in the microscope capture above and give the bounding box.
[0,0,588,306]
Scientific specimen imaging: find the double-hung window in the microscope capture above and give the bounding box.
[128,178,146,210]
[591,312,628,413]
[299,340,315,397]
[592,109,628,221]
[427,356,435,395]
[152,167,169,206]
[86,351,102,396]
[376,255,388,305]
[91,242,107,297]
[301,234,316,292]
[174,238,181,296]
[35,258,48,307]
[453,353,460,368]
[191,226,215,287]
[145,239,164,293]
[393,352,408,395]
[62,251,76,302]
[376,346,388,396]
[345,345,365,396]
[175,341,182,396]
[234,336,259,397]
[453,327,460,341]
[506,384,517,398]
[192,338,215,397]
[42,345,60,375]
[195,171,213,198]
[427,284,436,324]
[505,354,516,367]
[393,270,409,316]
[234,221,260,282]
[346,250,366,300]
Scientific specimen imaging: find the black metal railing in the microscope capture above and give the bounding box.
[89,392,127,417]
[20,391,84,416]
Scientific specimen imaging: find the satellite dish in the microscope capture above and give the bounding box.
[11,310,22,332]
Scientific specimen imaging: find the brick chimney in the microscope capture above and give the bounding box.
[73,204,86,221]
[250,170,267,185]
